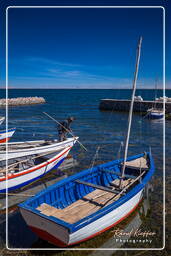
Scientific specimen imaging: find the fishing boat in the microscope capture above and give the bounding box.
[0,146,73,193]
[0,117,5,125]
[19,37,155,247]
[0,137,78,161]
[19,152,154,247]
[0,128,16,143]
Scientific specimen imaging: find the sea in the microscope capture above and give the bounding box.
[0,89,170,254]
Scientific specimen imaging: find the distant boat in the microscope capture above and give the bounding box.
[147,108,164,120]
[0,146,72,193]
[0,128,16,143]
[0,117,5,125]
[146,79,164,120]
[19,37,155,247]
[0,137,78,161]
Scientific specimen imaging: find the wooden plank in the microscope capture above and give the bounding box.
[121,157,148,170]
[102,171,146,208]
[75,179,120,194]
[36,178,134,224]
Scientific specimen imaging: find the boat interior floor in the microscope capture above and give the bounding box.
[37,178,132,224]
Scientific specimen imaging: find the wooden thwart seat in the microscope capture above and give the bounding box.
[75,179,120,194]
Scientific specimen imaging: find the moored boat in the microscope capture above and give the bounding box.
[146,79,164,120]
[19,152,154,247]
[0,137,78,161]
[0,146,73,193]
[0,128,16,143]
[147,108,164,120]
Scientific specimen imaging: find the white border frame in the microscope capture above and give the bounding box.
[5,5,165,251]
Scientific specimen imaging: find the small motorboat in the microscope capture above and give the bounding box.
[0,146,72,193]
[147,108,164,120]
[146,79,164,120]
[0,128,16,143]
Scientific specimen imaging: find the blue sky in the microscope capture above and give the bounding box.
[0,1,170,89]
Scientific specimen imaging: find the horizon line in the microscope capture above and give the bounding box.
[1,87,166,90]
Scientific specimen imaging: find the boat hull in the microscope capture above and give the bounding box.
[149,113,164,119]
[0,137,77,161]
[147,109,164,120]
[19,152,155,247]
[0,128,16,144]
[20,188,143,247]
[0,146,71,193]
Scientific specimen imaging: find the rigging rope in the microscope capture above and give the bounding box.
[89,146,101,170]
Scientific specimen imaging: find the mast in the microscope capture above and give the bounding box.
[154,78,158,109]
[119,37,143,188]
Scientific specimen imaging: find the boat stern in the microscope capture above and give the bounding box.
[19,207,71,247]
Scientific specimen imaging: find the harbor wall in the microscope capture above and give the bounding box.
[99,99,171,113]
[0,97,46,106]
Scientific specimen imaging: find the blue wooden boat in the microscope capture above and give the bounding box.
[19,152,154,246]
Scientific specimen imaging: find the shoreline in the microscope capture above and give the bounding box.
[0,97,46,106]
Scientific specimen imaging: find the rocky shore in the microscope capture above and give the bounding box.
[0,97,46,106]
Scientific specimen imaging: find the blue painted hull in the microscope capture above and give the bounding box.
[149,113,164,119]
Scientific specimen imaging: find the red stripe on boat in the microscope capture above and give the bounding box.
[0,146,71,182]
[0,137,10,143]
[29,198,143,247]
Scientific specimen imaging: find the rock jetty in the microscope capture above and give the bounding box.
[0,97,46,106]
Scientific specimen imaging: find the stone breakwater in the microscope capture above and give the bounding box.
[99,99,171,113]
[0,97,46,106]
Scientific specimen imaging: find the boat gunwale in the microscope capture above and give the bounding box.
[0,127,16,134]
[19,152,155,233]
[0,137,77,153]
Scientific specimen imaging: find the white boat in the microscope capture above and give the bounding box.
[0,137,78,161]
[134,95,143,101]
[0,128,16,144]
[146,79,164,120]
[0,117,5,125]
[0,146,72,193]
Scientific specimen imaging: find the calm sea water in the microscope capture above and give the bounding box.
[0,89,170,251]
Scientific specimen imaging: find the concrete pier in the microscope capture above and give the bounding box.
[99,99,171,113]
[0,96,46,106]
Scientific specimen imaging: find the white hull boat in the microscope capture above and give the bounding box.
[0,146,72,193]
[147,108,164,120]
[0,137,78,161]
